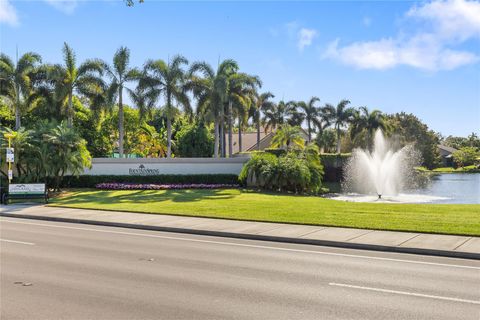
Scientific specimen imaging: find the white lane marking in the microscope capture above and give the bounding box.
[0,239,35,245]
[1,218,479,270]
[329,282,480,305]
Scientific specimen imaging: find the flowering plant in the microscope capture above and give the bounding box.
[95,183,239,190]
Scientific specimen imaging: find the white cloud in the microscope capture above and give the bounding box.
[0,0,19,26]
[298,28,318,51]
[324,35,478,71]
[323,0,480,71]
[44,0,79,14]
[407,0,480,41]
[279,22,318,51]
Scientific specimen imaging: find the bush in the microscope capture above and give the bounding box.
[175,122,214,157]
[239,147,324,194]
[452,147,479,168]
[264,148,287,157]
[57,174,239,188]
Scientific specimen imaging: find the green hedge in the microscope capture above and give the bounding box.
[56,174,240,188]
[320,153,351,168]
[320,153,351,182]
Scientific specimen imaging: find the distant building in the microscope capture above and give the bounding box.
[231,127,309,154]
[438,145,457,167]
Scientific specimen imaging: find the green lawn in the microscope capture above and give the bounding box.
[50,189,480,236]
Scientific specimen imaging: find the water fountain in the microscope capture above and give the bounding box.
[332,129,446,203]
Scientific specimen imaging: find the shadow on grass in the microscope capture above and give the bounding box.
[54,188,238,206]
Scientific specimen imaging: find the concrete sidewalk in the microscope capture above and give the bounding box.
[1,204,479,259]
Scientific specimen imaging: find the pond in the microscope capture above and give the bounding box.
[330,173,480,204]
[413,173,480,204]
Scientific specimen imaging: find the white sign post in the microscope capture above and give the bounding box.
[6,148,14,163]
[6,148,14,162]
[7,170,13,180]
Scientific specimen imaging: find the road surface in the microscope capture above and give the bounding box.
[1,217,479,319]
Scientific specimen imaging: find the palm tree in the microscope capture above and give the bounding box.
[44,122,91,190]
[262,100,296,132]
[294,97,321,143]
[0,52,41,129]
[103,46,140,158]
[350,106,389,148]
[141,55,191,158]
[323,99,355,153]
[51,42,104,128]
[271,124,305,151]
[251,92,275,150]
[128,85,158,121]
[226,72,260,157]
[188,60,237,158]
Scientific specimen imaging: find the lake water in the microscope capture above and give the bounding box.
[412,173,480,204]
[331,173,480,204]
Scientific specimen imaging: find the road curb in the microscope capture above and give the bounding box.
[2,213,479,260]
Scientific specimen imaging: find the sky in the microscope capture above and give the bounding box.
[1,0,479,137]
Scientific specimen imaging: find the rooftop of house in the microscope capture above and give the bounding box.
[438,144,458,154]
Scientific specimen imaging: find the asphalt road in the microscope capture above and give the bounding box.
[1,217,479,320]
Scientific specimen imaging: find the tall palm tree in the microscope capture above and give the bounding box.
[350,106,389,148]
[103,47,140,157]
[294,96,321,143]
[226,72,260,157]
[0,52,41,129]
[323,99,355,153]
[188,60,237,158]
[262,100,296,132]
[141,55,191,158]
[271,124,305,151]
[51,43,104,128]
[251,92,275,150]
[128,85,158,121]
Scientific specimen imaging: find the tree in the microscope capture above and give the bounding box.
[262,100,296,132]
[0,52,42,129]
[51,43,104,127]
[188,60,237,158]
[386,112,441,169]
[315,128,336,153]
[175,122,214,157]
[128,85,158,121]
[271,124,305,151]
[44,122,91,189]
[251,92,275,150]
[141,55,191,158]
[294,97,321,142]
[226,72,260,156]
[103,46,140,157]
[452,147,479,168]
[350,107,389,149]
[323,99,355,153]
[1,121,91,189]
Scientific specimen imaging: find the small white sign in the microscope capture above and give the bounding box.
[6,148,14,163]
[7,169,13,180]
[8,183,45,194]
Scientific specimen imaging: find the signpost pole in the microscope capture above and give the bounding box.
[4,133,15,184]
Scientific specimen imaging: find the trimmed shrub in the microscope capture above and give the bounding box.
[240,147,324,194]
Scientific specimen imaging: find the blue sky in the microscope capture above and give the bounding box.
[1,0,479,137]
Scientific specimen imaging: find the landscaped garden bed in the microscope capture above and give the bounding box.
[95,183,239,190]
